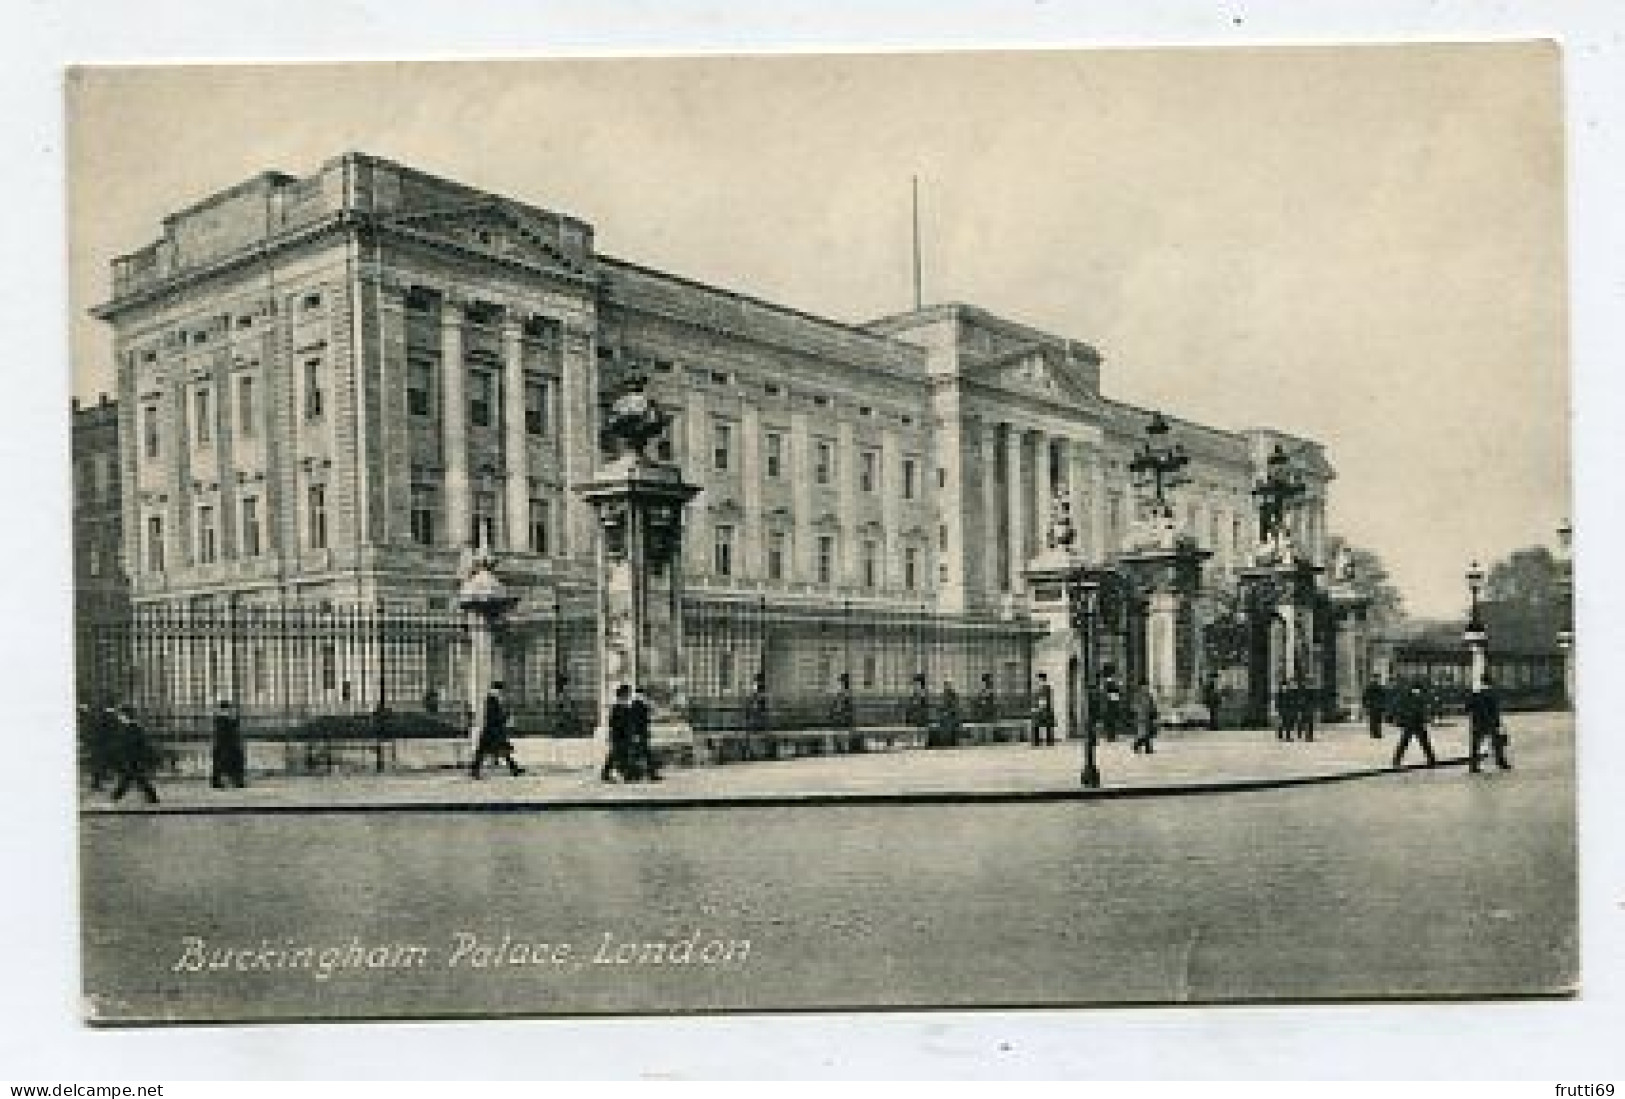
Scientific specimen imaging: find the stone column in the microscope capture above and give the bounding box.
[741,402,763,579]
[790,407,813,581]
[1005,426,1026,592]
[559,319,599,561]
[501,311,530,553]
[980,420,1000,596]
[439,294,471,548]
[837,416,857,585]
[1146,585,1181,706]
[880,423,900,589]
[684,390,710,577]
[1035,432,1054,552]
[1091,455,1108,561]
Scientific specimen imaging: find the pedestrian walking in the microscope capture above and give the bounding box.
[108,704,160,804]
[1030,672,1057,747]
[1130,681,1160,754]
[470,680,525,779]
[904,673,930,740]
[933,680,962,748]
[1390,680,1438,769]
[1465,675,1512,773]
[1294,679,1317,742]
[1101,668,1126,743]
[630,684,662,781]
[1201,673,1222,731]
[1275,683,1296,742]
[975,672,998,725]
[210,698,247,789]
[744,672,769,759]
[1362,675,1386,739]
[829,672,860,753]
[80,702,114,792]
[601,683,637,781]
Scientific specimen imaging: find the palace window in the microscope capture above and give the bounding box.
[524,379,549,436]
[712,421,733,473]
[302,292,323,311]
[241,496,261,558]
[859,450,879,494]
[765,431,784,479]
[146,515,165,573]
[766,531,787,582]
[143,406,160,459]
[193,387,212,447]
[196,504,217,564]
[528,496,551,556]
[304,358,324,422]
[902,457,918,500]
[713,525,735,578]
[470,372,494,428]
[861,653,877,689]
[410,485,436,546]
[307,484,327,550]
[861,539,879,590]
[814,440,835,485]
[407,359,433,417]
[937,466,947,490]
[237,376,256,438]
[816,534,836,585]
[904,547,920,592]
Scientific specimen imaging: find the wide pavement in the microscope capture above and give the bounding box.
[80,712,1561,813]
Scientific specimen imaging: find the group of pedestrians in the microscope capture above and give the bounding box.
[1274,681,1319,742]
[1361,673,1511,774]
[1031,670,1161,753]
[80,697,254,804]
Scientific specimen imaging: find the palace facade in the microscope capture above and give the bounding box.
[93,152,1334,626]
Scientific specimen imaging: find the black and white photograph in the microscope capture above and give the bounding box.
[60,41,1582,1034]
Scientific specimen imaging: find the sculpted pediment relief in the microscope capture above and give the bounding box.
[970,345,1099,408]
[384,203,589,276]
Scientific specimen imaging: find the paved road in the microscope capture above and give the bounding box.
[80,715,1575,1022]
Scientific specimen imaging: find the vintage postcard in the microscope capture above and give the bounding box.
[68,45,1573,1024]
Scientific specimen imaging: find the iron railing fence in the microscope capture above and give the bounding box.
[681,596,1042,733]
[75,596,1045,768]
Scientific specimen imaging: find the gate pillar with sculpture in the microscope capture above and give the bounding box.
[574,379,702,767]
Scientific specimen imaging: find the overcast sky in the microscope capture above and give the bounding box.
[66,45,1569,619]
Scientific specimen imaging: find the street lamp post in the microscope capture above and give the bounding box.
[1555,519,1574,708]
[1464,560,1489,689]
[1067,569,1103,788]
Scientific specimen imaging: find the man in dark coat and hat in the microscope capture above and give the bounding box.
[470,680,525,779]
[601,683,636,782]
[210,698,247,789]
[109,704,160,804]
[1390,680,1438,769]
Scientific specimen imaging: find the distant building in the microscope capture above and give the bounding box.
[72,393,127,613]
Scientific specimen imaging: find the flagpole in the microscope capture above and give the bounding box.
[911,174,922,311]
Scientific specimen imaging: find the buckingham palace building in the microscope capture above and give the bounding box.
[88,152,1340,737]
